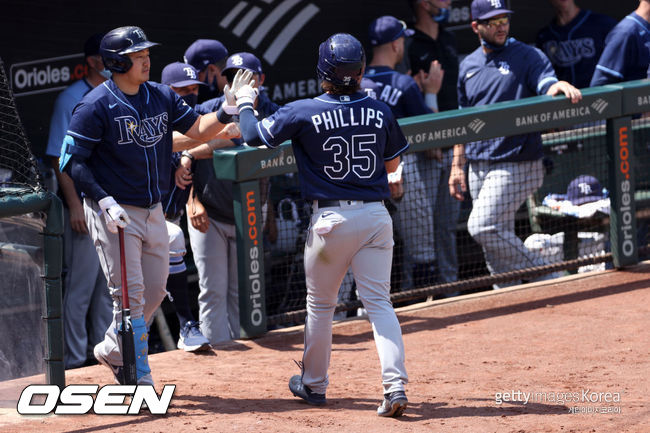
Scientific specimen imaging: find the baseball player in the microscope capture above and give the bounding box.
[45,33,112,369]
[234,33,410,417]
[536,0,616,89]
[177,52,277,344]
[183,39,229,103]
[160,61,212,352]
[449,0,581,288]
[61,26,245,385]
[365,15,445,290]
[590,0,650,86]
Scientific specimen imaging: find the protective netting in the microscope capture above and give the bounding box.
[263,118,649,326]
[0,58,44,196]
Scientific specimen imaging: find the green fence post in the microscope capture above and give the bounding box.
[232,180,267,338]
[43,192,64,388]
[607,116,638,267]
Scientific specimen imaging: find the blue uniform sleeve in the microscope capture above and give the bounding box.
[65,155,108,202]
[527,48,559,95]
[169,89,200,134]
[241,103,302,148]
[384,111,409,160]
[590,27,634,86]
[46,91,77,158]
[66,100,104,159]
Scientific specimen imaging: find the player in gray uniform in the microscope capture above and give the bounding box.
[61,26,246,385]
[234,33,410,417]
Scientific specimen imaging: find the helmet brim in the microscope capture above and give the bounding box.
[119,41,160,55]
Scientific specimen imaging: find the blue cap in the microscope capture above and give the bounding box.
[221,52,263,79]
[368,16,414,46]
[183,39,228,71]
[567,175,605,205]
[161,62,204,87]
[471,0,513,20]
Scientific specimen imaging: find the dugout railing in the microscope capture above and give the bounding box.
[0,58,65,388]
[213,80,650,338]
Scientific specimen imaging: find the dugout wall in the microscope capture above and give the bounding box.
[216,81,650,337]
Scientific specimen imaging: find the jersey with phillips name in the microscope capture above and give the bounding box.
[253,92,409,201]
[66,79,199,207]
[458,38,558,162]
[364,66,432,118]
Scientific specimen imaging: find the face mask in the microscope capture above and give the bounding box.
[432,8,449,23]
[181,93,198,108]
[99,68,112,79]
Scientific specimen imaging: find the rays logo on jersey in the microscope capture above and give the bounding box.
[115,113,168,147]
[498,61,510,75]
[261,118,275,138]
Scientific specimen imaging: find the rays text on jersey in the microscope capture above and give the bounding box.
[115,113,168,147]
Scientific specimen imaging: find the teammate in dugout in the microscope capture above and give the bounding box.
[590,0,650,86]
[536,0,616,89]
[232,33,410,417]
[449,0,582,289]
[60,26,248,385]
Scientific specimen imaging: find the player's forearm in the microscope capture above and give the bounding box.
[385,156,401,174]
[53,166,83,209]
[187,139,236,160]
[172,131,201,152]
[238,107,265,147]
[186,108,232,143]
[451,144,466,168]
[66,156,109,203]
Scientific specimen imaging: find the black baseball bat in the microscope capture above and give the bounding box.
[118,227,138,385]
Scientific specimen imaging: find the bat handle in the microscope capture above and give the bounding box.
[118,227,130,310]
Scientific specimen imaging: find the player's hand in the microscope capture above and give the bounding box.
[235,84,259,108]
[387,162,404,201]
[98,196,130,234]
[419,60,444,95]
[448,165,467,201]
[221,84,239,115]
[175,158,193,190]
[547,81,582,104]
[68,198,88,234]
[217,122,241,140]
[187,197,209,233]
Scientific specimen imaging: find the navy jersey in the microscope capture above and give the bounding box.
[458,38,558,162]
[252,92,409,201]
[536,10,616,89]
[191,90,279,224]
[66,80,199,206]
[364,66,432,118]
[591,12,650,86]
[162,152,191,220]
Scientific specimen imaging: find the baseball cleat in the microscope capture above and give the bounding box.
[93,342,124,385]
[377,390,408,417]
[289,375,326,406]
[94,342,155,385]
[177,321,211,352]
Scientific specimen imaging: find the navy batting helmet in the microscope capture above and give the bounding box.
[317,33,365,87]
[100,26,159,73]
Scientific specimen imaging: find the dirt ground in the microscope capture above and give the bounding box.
[1,263,649,433]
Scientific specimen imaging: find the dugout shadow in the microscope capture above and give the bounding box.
[398,278,649,336]
[249,275,649,350]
